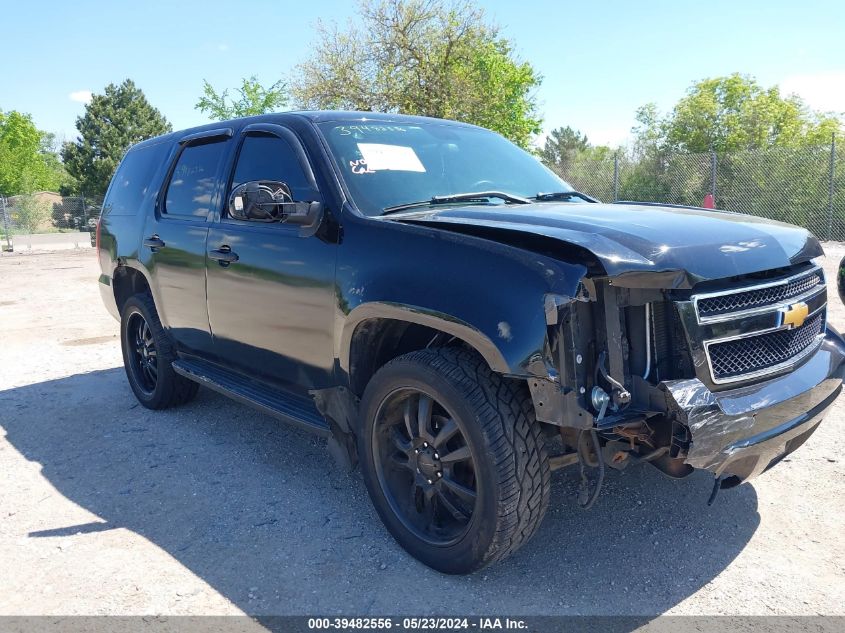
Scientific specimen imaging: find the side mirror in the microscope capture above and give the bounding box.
[228,180,322,226]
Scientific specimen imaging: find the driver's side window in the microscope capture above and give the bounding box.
[230,132,313,210]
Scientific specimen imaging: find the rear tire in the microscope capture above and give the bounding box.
[120,293,199,409]
[358,347,550,574]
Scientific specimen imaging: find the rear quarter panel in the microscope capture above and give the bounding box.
[97,140,179,316]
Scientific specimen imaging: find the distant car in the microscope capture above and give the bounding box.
[96,111,845,573]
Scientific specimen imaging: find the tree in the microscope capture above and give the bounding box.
[0,110,68,195]
[62,79,171,196]
[13,194,52,233]
[635,74,844,154]
[291,0,543,148]
[195,76,288,120]
[538,126,590,172]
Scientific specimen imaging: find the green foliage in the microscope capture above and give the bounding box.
[0,110,69,195]
[13,194,53,233]
[444,39,542,148]
[62,79,171,196]
[538,126,590,172]
[635,73,844,154]
[574,74,845,220]
[537,126,615,196]
[291,0,543,148]
[560,153,614,200]
[538,126,617,174]
[195,76,288,120]
[716,147,836,235]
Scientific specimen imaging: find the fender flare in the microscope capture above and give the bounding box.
[111,260,155,306]
[338,301,509,376]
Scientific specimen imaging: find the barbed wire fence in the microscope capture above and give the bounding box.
[556,136,845,241]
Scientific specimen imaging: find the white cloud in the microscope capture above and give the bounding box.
[217,43,229,52]
[68,90,92,104]
[780,72,845,114]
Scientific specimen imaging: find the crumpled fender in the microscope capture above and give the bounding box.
[335,214,589,379]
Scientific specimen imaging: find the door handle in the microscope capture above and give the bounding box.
[208,245,239,265]
[143,235,165,249]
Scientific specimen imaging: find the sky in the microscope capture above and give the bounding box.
[2,0,844,148]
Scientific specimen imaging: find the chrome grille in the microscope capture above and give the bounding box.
[697,268,823,319]
[708,312,825,381]
[690,265,828,385]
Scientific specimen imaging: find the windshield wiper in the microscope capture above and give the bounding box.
[533,190,597,203]
[381,190,531,215]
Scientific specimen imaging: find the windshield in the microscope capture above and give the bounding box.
[316,120,573,215]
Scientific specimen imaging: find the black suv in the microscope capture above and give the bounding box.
[98,112,845,573]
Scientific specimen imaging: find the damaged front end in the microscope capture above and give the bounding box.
[395,203,844,503]
[533,261,845,503]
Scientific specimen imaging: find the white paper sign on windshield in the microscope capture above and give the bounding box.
[357,143,426,172]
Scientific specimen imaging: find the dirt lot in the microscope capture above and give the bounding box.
[1,246,844,617]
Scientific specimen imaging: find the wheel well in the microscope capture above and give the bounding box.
[348,318,482,396]
[112,267,151,316]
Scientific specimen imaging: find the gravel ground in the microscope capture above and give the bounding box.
[0,246,844,617]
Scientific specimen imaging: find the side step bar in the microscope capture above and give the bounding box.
[172,358,331,436]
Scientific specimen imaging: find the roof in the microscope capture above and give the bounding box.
[131,111,480,151]
[291,110,479,127]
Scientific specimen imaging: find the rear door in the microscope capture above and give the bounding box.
[140,129,232,356]
[205,123,337,392]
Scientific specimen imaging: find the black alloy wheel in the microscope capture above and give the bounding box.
[120,293,198,410]
[126,311,158,393]
[359,348,550,574]
[372,387,478,546]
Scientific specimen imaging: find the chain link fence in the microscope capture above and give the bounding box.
[1,193,102,250]
[556,139,845,241]
[2,143,844,248]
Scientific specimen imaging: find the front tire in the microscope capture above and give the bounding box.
[358,348,550,574]
[120,293,198,410]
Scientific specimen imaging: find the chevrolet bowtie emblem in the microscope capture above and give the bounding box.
[781,302,809,329]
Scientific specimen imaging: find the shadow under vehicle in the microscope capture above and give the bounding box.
[0,369,761,615]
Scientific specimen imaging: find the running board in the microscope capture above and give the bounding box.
[171,358,331,436]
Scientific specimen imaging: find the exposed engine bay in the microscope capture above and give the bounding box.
[531,261,844,506]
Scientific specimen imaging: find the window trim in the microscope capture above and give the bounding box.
[159,135,231,221]
[220,123,321,228]
[179,127,234,145]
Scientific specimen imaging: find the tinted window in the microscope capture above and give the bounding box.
[231,133,313,201]
[165,141,227,217]
[103,142,169,216]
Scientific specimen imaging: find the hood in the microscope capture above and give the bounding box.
[396,202,823,288]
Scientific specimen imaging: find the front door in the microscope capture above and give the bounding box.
[141,131,232,355]
[205,124,337,393]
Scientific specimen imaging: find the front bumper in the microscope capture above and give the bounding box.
[661,328,845,483]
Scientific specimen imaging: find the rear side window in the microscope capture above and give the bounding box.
[103,142,169,216]
[164,140,228,217]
